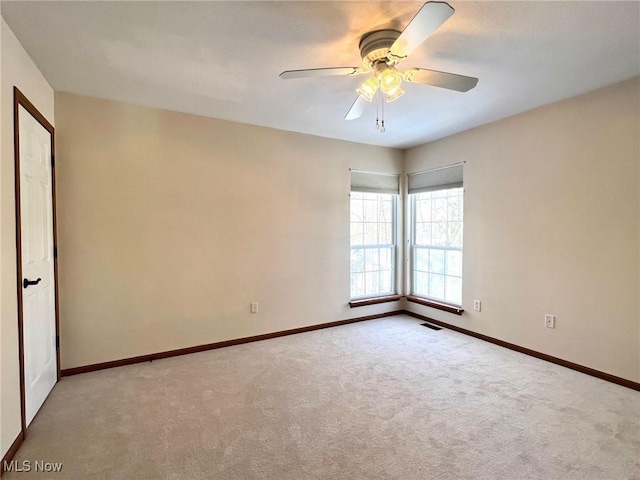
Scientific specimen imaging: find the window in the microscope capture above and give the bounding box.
[349,171,399,299]
[409,164,463,306]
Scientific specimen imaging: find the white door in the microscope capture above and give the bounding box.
[18,104,57,426]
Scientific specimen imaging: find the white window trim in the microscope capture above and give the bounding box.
[349,193,399,300]
[408,188,464,307]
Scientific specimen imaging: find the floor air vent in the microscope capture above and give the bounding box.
[421,323,442,331]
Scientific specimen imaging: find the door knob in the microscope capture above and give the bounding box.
[23,278,42,289]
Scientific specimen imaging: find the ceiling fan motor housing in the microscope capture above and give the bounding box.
[359,29,401,68]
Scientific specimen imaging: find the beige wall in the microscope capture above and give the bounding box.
[54,92,404,370]
[405,78,640,382]
[0,18,55,459]
[55,80,640,382]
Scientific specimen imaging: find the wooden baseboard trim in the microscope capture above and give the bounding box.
[61,310,403,377]
[402,310,640,391]
[1,431,24,477]
[60,308,639,390]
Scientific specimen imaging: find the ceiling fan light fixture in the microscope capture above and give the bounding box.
[356,76,379,102]
[279,1,478,130]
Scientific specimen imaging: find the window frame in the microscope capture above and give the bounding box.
[408,186,464,309]
[349,191,399,301]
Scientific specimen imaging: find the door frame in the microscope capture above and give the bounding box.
[13,87,60,436]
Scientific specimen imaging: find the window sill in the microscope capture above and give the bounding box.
[406,296,464,315]
[349,295,402,308]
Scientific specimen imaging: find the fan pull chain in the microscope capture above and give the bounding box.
[375,88,380,131]
[373,84,386,133]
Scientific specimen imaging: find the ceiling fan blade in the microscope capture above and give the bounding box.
[404,68,478,92]
[345,95,368,120]
[387,2,454,64]
[279,67,365,79]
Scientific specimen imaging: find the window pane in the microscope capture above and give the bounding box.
[432,223,447,247]
[432,189,446,198]
[415,247,428,272]
[448,195,463,221]
[350,272,364,298]
[364,199,378,222]
[351,248,364,273]
[351,222,363,247]
[410,187,463,306]
[350,196,363,223]
[379,247,393,271]
[365,248,379,272]
[365,271,379,295]
[350,192,396,299]
[433,198,447,222]
[446,250,463,277]
[428,273,445,300]
[415,222,431,246]
[364,223,378,245]
[380,198,392,224]
[378,222,392,245]
[448,222,463,247]
[428,249,445,275]
[414,271,429,295]
[379,270,392,294]
[445,276,462,305]
[415,199,431,223]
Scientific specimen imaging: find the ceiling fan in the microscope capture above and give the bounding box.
[279,1,478,132]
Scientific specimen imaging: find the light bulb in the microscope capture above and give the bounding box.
[379,68,402,94]
[356,76,379,102]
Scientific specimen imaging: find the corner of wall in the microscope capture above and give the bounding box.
[1,15,55,460]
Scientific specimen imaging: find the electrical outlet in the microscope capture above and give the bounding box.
[250,302,258,314]
[545,314,555,329]
[473,300,481,312]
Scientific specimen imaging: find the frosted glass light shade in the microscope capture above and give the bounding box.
[385,86,404,102]
[379,68,402,94]
[356,76,379,102]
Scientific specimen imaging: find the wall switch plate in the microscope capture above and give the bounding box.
[473,300,481,312]
[545,314,555,328]
[250,302,258,314]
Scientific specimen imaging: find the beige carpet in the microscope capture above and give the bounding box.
[5,315,639,479]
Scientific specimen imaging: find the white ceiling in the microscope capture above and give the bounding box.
[2,1,639,149]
